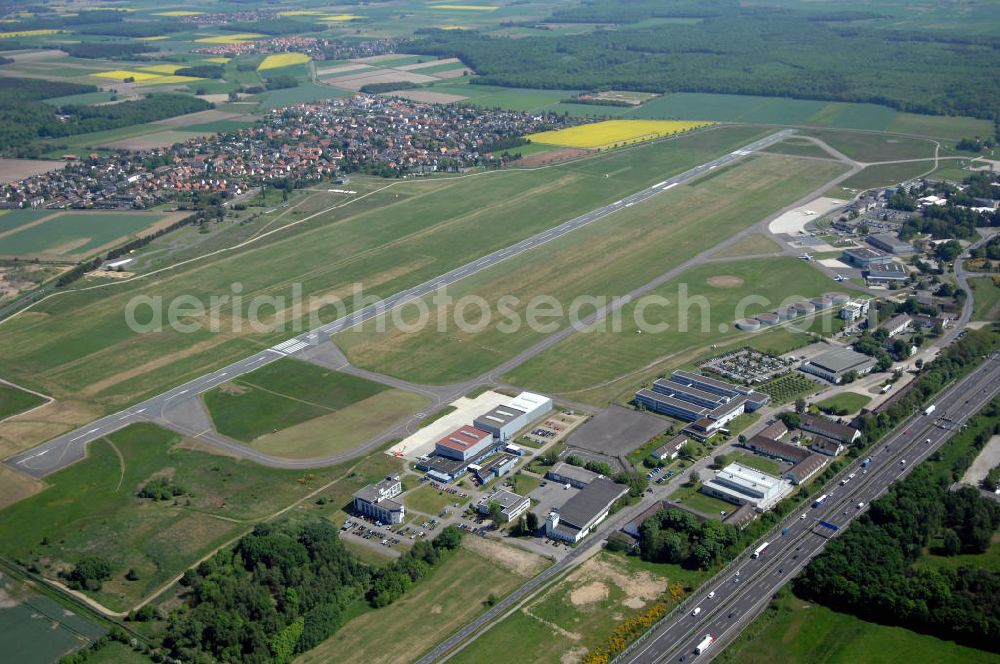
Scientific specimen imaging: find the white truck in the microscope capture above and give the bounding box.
[694,634,715,655]
[924,404,936,416]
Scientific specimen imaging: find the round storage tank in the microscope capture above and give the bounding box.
[735,318,761,331]
[756,312,780,325]
[810,297,832,309]
[775,307,797,320]
[825,291,850,304]
[793,301,816,314]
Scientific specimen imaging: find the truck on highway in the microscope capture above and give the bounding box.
[924,404,936,416]
[694,634,715,655]
[813,494,829,508]
[752,542,770,558]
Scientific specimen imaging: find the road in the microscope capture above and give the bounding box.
[620,351,1000,664]
[4,130,794,478]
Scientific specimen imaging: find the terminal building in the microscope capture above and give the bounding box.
[352,476,405,524]
[474,391,553,441]
[545,477,628,543]
[700,463,792,511]
[800,347,877,384]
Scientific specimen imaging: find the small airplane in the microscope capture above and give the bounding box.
[834,274,848,282]
[799,253,814,261]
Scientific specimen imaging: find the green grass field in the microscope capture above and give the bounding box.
[337,155,847,385]
[503,257,843,405]
[404,484,467,516]
[717,589,998,664]
[837,160,938,191]
[0,125,773,452]
[969,276,1000,322]
[670,483,734,517]
[916,534,1000,575]
[0,211,170,258]
[298,543,537,664]
[816,391,872,415]
[0,209,50,234]
[802,129,937,163]
[736,451,782,476]
[0,382,46,419]
[0,422,403,611]
[202,358,390,442]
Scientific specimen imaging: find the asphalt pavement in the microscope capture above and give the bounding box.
[4,130,794,478]
[620,352,1000,664]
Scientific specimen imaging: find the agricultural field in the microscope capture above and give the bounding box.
[450,551,704,664]
[969,276,1000,322]
[757,373,823,404]
[527,119,714,150]
[258,53,311,70]
[717,589,998,664]
[815,392,872,415]
[0,382,47,420]
[0,125,771,453]
[337,155,847,385]
[0,211,178,260]
[500,255,843,406]
[0,422,404,612]
[299,537,547,664]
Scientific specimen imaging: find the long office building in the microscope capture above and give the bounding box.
[635,373,747,438]
[669,370,770,411]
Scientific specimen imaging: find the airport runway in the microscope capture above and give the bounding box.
[4,129,794,478]
[620,352,1000,664]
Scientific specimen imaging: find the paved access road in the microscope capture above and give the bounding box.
[621,352,1000,664]
[4,130,794,478]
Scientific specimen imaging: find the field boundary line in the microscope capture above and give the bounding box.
[0,377,54,424]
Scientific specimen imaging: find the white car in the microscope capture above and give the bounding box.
[692,607,702,616]
[708,591,715,599]
[800,514,806,520]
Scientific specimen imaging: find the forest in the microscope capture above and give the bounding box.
[60,42,156,60]
[410,3,1000,122]
[162,520,464,663]
[795,400,1000,651]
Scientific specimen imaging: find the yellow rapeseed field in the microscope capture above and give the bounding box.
[319,14,365,22]
[93,70,164,82]
[257,53,311,71]
[527,120,715,150]
[140,64,185,74]
[195,33,264,44]
[0,29,60,38]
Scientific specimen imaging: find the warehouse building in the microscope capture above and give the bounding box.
[547,462,601,488]
[352,475,405,524]
[474,391,553,441]
[700,463,792,511]
[545,477,628,543]
[782,454,828,485]
[842,247,893,268]
[866,234,912,255]
[476,489,530,523]
[800,413,861,444]
[435,425,495,461]
[866,262,908,285]
[800,347,877,383]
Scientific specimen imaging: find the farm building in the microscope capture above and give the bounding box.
[474,391,553,441]
[700,463,792,511]
[476,489,530,522]
[352,476,405,524]
[545,477,628,543]
[800,347,877,383]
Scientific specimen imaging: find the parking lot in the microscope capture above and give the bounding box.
[519,411,588,447]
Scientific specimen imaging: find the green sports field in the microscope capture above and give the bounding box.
[503,257,845,405]
[0,125,771,453]
[336,154,847,384]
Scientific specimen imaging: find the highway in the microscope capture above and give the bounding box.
[620,351,1000,664]
[4,129,794,478]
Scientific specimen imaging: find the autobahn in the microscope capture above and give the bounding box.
[621,351,1000,664]
[4,129,795,478]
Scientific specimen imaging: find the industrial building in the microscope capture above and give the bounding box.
[866,234,912,255]
[700,463,792,511]
[842,247,893,268]
[547,462,601,488]
[435,425,495,461]
[800,413,861,444]
[471,452,518,484]
[782,454,828,485]
[545,477,628,543]
[800,347,877,383]
[865,262,908,285]
[415,455,471,483]
[352,476,405,524]
[473,391,553,441]
[476,489,530,523]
